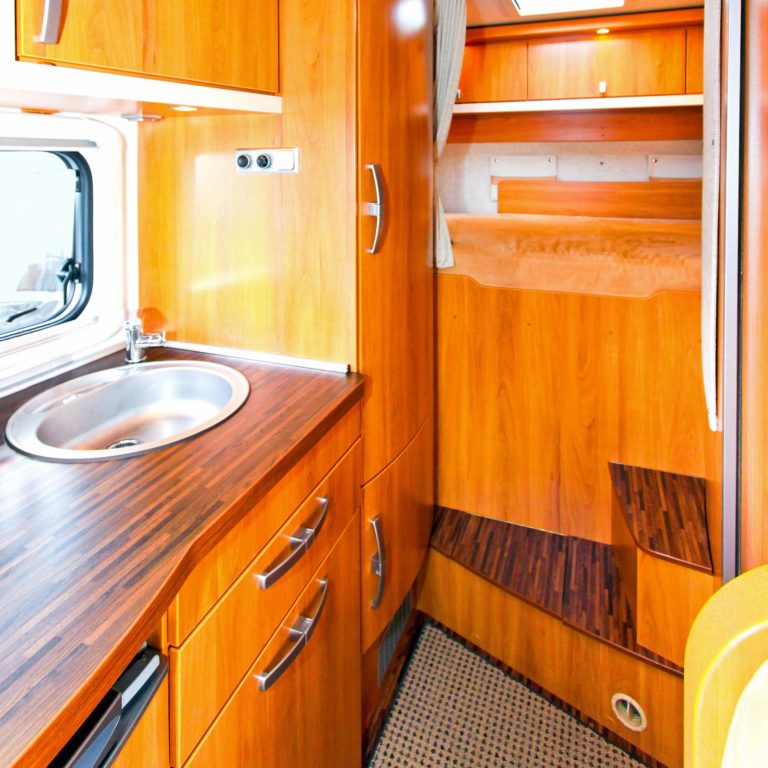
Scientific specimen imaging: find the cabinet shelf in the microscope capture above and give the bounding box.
[454,93,703,115]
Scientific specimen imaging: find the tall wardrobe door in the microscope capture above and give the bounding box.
[358,0,435,484]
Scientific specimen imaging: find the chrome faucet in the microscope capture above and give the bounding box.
[124,319,166,363]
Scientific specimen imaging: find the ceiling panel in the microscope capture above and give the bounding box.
[467,1,703,27]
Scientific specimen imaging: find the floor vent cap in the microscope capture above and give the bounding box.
[611,692,647,732]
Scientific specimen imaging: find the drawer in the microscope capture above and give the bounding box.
[171,441,361,766]
[184,512,361,768]
[169,403,360,645]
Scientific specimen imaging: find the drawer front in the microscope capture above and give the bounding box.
[171,442,361,766]
[169,404,360,645]
[184,512,361,768]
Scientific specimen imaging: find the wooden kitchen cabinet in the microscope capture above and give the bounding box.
[171,442,361,766]
[184,513,361,768]
[686,26,704,94]
[361,418,434,650]
[358,0,434,486]
[459,40,527,103]
[357,0,435,654]
[15,0,278,92]
[528,28,687,100]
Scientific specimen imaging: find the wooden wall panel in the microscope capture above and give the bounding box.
[497,179,703,220]
[458,41,527,103]
[138,0,356,366]
[447,107,704,143]
[437,275,712,542]
[418,551,685,768]
[616,291,709,477]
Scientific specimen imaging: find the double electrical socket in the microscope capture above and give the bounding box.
[235,148,299,173]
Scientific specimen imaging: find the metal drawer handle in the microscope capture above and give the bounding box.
[364,163,385,254]
[36,0,64,44]
[254,578,329,692]
[369,516,386,609]
[255,497,330,589]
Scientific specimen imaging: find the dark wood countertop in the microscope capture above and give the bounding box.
[0,348,364,768]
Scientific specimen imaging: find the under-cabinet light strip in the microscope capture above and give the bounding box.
[166,340,351,374]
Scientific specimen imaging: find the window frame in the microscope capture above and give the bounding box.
[0,149,95,342]
[0,113,130,399]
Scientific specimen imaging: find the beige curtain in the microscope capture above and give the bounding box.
[702,0,721,431]
[434,0,466,269]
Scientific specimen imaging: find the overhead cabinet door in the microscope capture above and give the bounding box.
[527,28,687,100]
[16,0,279,92]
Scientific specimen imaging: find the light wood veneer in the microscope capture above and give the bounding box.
[171,442,361,765]
[438,275,712,541]
[16,0,279,92]
[184,513,361,768]
[419,550,685,767]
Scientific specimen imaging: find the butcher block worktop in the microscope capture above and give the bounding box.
[0,348,364,768]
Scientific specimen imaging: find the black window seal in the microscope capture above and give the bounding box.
[0,150,94,342]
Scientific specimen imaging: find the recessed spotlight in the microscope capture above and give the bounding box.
[596,27,610,34]
[171,105,198,112]
[512,0,624,15]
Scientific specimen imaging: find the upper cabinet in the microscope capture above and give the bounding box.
[15,0,279,93]
[457,9,704,104]
[528,28,685,100]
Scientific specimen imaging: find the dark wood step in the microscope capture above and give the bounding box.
[431,506,683,676]
[609,462,712,573]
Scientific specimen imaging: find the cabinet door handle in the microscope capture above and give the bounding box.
[369,516,386,609]
[363,163,385,254]
[255,497,330,589]
[254,578,329,692]
[36,0,65,44]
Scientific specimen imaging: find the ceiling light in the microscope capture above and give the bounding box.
[596,27,610,34]
[512,1,624,15]
[171,105,198,112]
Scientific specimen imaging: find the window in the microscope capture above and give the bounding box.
[0,150,92,340]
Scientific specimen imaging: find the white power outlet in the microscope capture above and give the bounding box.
[235,148,299,173]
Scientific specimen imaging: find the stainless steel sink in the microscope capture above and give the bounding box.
[4,360,250,462]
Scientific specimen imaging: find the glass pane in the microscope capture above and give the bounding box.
[0,151,78,334]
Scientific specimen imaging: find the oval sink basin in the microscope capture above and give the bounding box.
[4,360,250,462]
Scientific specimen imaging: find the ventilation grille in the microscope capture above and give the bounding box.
[378,592,413,685]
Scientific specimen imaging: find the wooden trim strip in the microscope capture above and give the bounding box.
[466,8,704,43]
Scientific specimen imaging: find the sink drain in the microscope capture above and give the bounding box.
[106,437,144,450]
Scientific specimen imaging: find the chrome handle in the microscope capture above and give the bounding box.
[255,497,330,589]
[36,0,64,44]
[364,163,385,254]
[369,516,386,609]
[254,578,329,692]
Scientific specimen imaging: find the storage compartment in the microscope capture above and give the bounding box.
[15,0,279,92]
[184,514,361,768]
[170,442,361,766]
